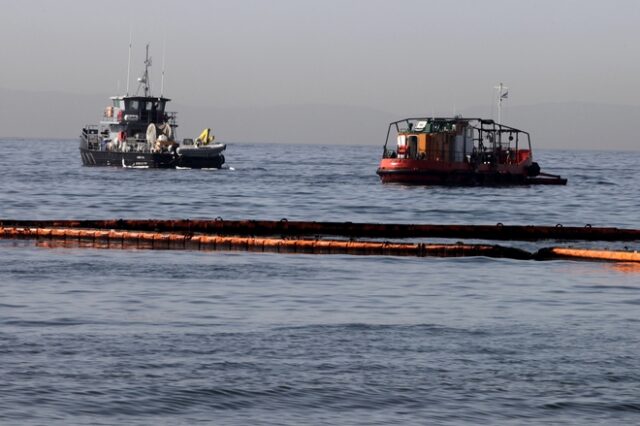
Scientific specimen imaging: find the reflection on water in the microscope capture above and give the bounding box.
[608,262,640,275]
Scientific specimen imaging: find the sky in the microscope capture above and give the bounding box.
[0,0,639,146]
[2,0,639,109]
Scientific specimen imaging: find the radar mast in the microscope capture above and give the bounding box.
[136,44,152,97]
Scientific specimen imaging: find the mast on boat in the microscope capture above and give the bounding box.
[136,44,152,97]
[494,82,509,125]
[126,29,132,96]
[160,36,166,97]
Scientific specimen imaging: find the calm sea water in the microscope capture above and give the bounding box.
[1,139,639,425]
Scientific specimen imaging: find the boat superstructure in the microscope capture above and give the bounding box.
[376,116,566,185]
[80,44,225,169]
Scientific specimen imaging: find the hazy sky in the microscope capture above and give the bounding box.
[1,0,639,116]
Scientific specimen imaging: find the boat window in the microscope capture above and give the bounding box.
[146,101,153,111]
[414,121,427,131]
[126,100,139,111]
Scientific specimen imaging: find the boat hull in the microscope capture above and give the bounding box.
[79,147,225,169]
[376,159,566,185]
[176,144,226,169]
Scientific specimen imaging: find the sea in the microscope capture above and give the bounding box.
[0,139,639,425]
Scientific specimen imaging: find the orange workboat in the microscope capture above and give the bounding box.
[376,117,566,185]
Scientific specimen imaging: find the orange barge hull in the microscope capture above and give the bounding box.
[376,159,566,185]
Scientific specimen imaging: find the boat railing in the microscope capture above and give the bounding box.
[382,117,533,164]
[82,125,99,135]
[124,139,154,153]
[99,138,154,153]
[383,144,527,165]
[166,112,177,126]
[82,125,102,150]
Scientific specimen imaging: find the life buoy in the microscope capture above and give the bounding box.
[117,110,124,122]
[397,144,408,156]
[118,131,126,142]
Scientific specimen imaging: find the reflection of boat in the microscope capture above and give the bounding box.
[80,45,225,169]
[376,117,566,185]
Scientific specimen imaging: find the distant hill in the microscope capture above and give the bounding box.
[0,88,395,146]
[172,103,396,146]
[0,88,107,140]
[0,88,638,150]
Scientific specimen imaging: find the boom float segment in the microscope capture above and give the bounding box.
[537,247,640,263]
[0,227,530,258]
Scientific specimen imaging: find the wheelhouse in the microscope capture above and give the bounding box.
[382,117,532,165]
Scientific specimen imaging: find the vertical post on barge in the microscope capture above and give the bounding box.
[494,82,509,147]
[494,82,509,125]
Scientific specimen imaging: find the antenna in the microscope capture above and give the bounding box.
[126,28,132,96]
[160,36,166,97]
[494,82,509,124]
[451,90,457,117]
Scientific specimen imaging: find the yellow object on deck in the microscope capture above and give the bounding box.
[196,128,215,145]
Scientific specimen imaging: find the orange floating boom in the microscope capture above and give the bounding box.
[0,227,640,262]
[539,247,640,263]
[1,226,639,263]
[0,227,531,259]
